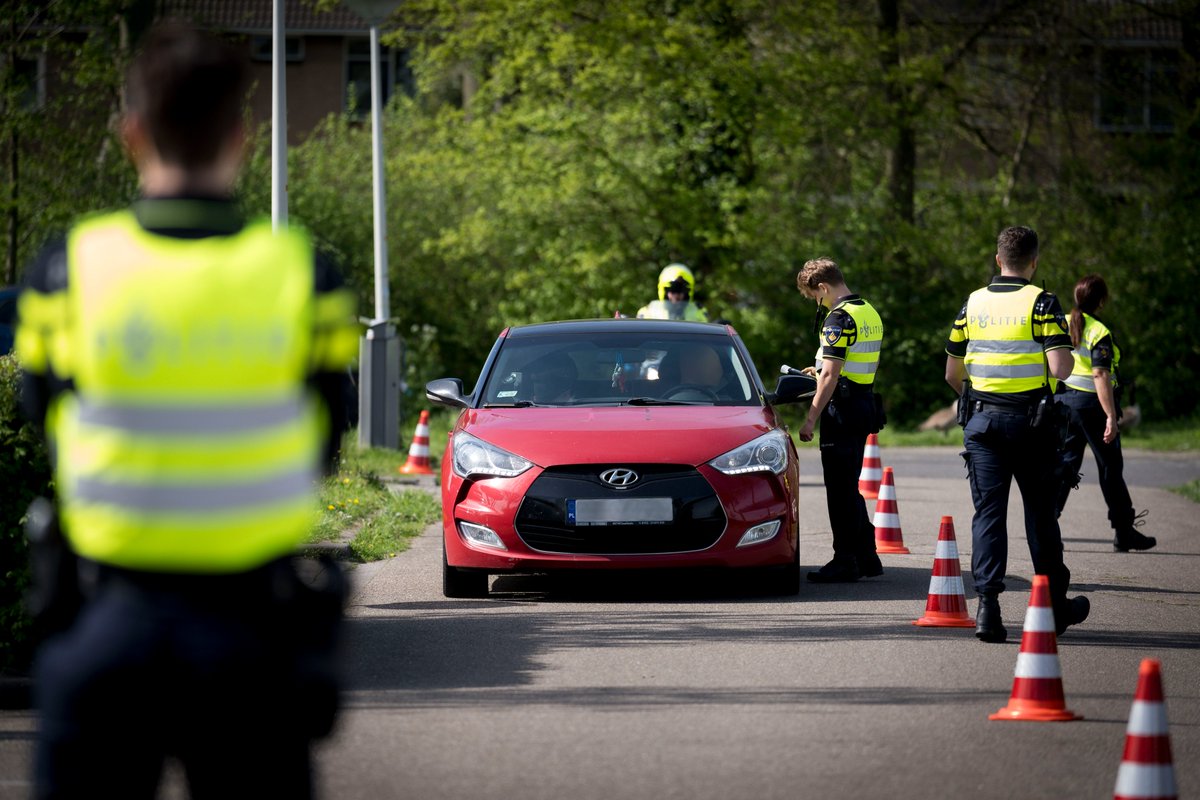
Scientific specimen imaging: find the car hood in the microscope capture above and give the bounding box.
[458,406,779,466]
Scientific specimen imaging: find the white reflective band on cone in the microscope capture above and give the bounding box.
[935,540,960,558]
[1127,701,1170,735]
[1114,764,1177,796]
[927,576,964,595]
[1014,653,1062,679]
[1022,606,1056,633]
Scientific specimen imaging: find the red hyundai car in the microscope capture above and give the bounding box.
[425,319,816,598]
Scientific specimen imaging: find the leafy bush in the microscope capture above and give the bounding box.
[0,354,52,674]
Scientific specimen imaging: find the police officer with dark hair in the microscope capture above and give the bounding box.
[1056,273,1155,552]
[944,226,1090,644]
[16,20,359,797]
[796,257,884,583]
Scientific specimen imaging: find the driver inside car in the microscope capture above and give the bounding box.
[659,344,725,399]
[680,345,724,390]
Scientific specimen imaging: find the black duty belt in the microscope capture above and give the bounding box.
[838,380,874,395]
[972,400,1034,415]
[84,558,290,600]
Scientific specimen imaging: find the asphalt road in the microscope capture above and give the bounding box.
[0,445,1197,799]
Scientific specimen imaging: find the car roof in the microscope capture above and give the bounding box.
[504,319,731,338]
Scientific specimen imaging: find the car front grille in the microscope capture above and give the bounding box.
[514,464,726,555]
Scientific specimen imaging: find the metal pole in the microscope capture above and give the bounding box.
[369,24,389,322]
[271,0,287,228]
[357,23,400,450]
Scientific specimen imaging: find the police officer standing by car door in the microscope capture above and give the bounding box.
[944,226,1090,643]
[15,21,359,797]
[796,258,884,583]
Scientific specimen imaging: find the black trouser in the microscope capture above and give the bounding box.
[819,389,878,566]
[962,407,1071,610]
[34,558,343,800]
[1055,389,1135,530]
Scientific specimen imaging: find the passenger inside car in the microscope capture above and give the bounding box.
[528,352,577,404]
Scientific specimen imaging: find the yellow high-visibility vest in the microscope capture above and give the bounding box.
[1064,313,1120,394]
[636,300,708,321]
[963,284,1052,394]
[813,298,883,386]
[26,210,355,572]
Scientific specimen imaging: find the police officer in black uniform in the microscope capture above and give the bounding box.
[944,226,1090,643]
[17,22,358,797]
[796,258,885,583]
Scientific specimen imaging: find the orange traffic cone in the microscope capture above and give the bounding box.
[872,467,910,554]
[858,433,882,499]
[913,516,974,627]
[399,410,434,475]
[989,575,1081,722]
[1114,659,1177,800]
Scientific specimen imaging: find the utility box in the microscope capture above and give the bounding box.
[358,322,402,450]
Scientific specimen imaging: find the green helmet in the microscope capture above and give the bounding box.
[657,263,696,301]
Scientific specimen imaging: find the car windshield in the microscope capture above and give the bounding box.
[481,331,758,407]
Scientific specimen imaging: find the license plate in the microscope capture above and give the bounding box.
[568,497,673,526]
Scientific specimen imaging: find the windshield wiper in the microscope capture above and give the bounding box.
[624,397,696,406]
[483,400,538,408]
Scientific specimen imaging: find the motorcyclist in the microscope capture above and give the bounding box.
[636,264,709,321]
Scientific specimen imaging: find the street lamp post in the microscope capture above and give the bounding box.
[271,0,287,229]
[345,0,403,450]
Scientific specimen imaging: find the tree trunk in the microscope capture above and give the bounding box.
[6,10,18,286]
[877,0,915,227]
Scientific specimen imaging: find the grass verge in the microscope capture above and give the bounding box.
[877,415,1200,451]
[1169,479,1200,504]
[310,433,442,561]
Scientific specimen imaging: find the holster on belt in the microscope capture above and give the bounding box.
[24,496,83,637]
[956,381,973,427]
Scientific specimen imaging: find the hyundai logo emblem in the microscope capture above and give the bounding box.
[599,468,639,488]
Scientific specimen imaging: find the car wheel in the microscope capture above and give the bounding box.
[759,545,800,596]
[443,547,489,598]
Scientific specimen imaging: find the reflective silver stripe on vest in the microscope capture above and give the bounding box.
[1065,374,1096,392]
[842,360,879,375]
[73,468,315,513]
[849,340,882,353]
[76,397,305,435]
[965,340,1044,355]
[965,363,1046,379]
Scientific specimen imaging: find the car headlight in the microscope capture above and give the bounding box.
[452,431,534,479]
[709,430,790,476]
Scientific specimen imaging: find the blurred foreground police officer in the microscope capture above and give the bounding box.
[796,258,884,583]
[16,21,359,798]
[637,263,709,321]
[944,226,1089,643]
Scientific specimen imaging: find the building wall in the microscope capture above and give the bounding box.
[245,35,352,145]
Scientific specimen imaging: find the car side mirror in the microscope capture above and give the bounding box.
[426,377,469,409]
[768,374,817,405]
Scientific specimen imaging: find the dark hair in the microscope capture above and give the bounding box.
[1070,273,1109,349]
[125,20,249,169]
[796,257,844,291]
[996,226,1039,271]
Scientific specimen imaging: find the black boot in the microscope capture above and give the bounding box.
[975,594,1006,643]
[857,553,883,578]
[1054,596,1091,636]
[807,558,860,583]
[1114,528,1156,552]
[1114,510,1156,551]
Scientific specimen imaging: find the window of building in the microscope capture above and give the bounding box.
[250,35,305,62]
[12,53,45,110]
[1096,47,1178,133]
[344,38,414,117]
